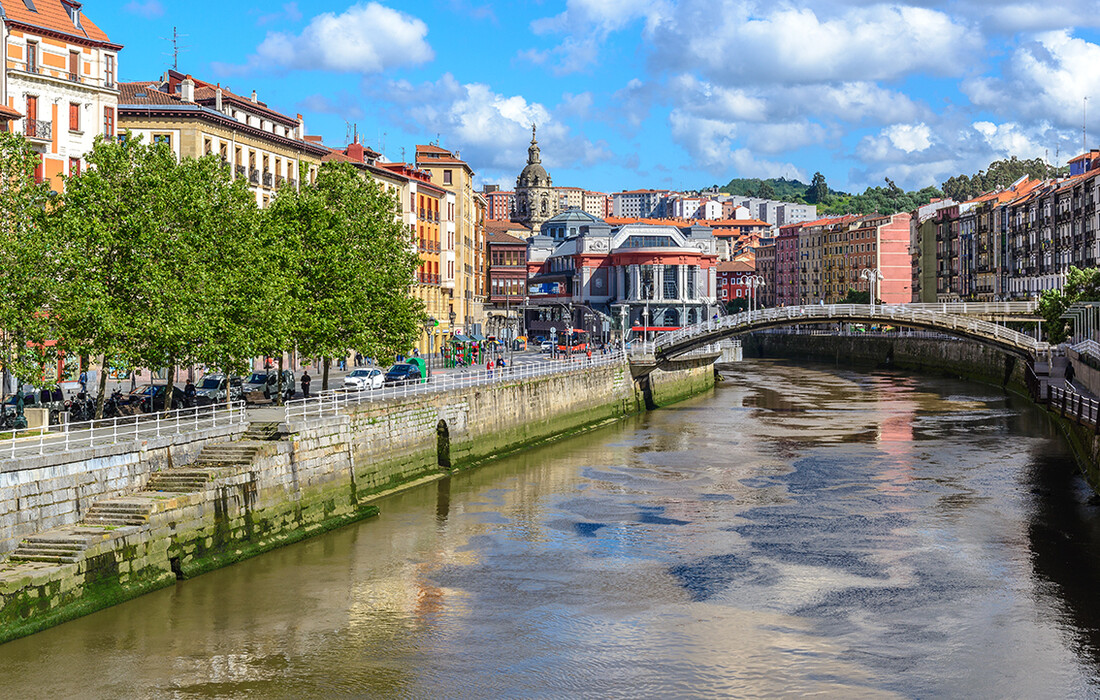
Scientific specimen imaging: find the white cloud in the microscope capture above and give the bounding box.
[123,0,164,19]
[257,2,303,26]
[964,31,1100,129]
[650,2,977,85]
[668,110,807,178]
[247,2,433,73]
[884,123,933,153]
[526,0,671,73]
[376,74,610,177]
[296,92,364,120]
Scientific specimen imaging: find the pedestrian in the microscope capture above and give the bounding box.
[356,352,364,367]
[301,371,312,398]
[79,369,88,393]
[184,379,197,407]
[1066,361,1076,386]
[487,358,494,378]
[586,348,592,360]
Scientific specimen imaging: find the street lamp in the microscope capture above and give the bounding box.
[746,275,766,315]
[423,316,438,376]
[860,268,881,314]
[642,306,650,344]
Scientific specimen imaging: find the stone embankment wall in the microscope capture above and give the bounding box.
[0,361,714,643]
[743,333,1027,392]
[0,423,247,556]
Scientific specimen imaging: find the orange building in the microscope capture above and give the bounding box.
[1,0,121,190]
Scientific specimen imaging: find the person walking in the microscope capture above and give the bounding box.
[79,369,88,393]
[301,371,312,398]
[184,379,197,407]
[487,358,494,379]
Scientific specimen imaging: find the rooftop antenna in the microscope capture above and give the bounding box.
[401,146,406,164]
[344,121,353,146]
[160,26,189,71]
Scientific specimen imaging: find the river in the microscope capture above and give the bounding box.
[3,359,1100,698]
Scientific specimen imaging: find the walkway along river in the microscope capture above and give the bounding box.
[2,359,1100,697]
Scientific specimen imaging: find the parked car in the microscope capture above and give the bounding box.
[127,384,188,412]
[242,370,296,400]
[1,393,39,416]
[383,363,423,386]
[344,367,384,391]
[540,341,554,353]
[194,374,244,403]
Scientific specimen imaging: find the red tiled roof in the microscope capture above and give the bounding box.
[487,231,528,245]
[717,260,754,273]
[119,81,189,106]
[0,105,22,120]
[3,0,114,45]
[485,220,530,235]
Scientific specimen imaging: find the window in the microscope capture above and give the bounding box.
[25,41,37,73]
[69,102,80,131]
[443,169,453,185]
[68,157,81,176]
[69,51,80,82]
[103,106,114,137]
[153,133,171,148]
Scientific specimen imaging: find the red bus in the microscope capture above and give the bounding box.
[556,328,589,354]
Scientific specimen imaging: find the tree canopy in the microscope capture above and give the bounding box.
[1037,266,1100,344]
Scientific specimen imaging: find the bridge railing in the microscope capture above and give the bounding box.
[285,351,627,421]
[903,302,1038,315]
[653,304,1049,358]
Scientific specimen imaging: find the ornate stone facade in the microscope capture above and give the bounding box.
[515,125,557,230]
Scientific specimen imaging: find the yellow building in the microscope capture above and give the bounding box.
[416,144,487,335]
[1,0,122,191]
[118,70,325,207]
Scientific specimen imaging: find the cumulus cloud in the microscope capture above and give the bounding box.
[525,0,671,73]
[650,2,977,85]
[668,110,807,178]
[964,31,1100,129]
[373,74,611,180]
[296,92,364,120]
[240,3,433,74]
[123,0,164,19]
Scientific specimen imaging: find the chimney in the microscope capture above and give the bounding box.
[297,113,305,139]
[347,138,364,164]
[180,75,195,103]
[251,90,258,103]
[215,87,223,112]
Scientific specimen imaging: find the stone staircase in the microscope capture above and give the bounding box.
[145,469,214,493]
[242,422,282,441]
[8,528,111,564]
[191,442,264,467]
[84,499,154,527]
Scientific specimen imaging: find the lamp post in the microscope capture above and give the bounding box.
[746,275,766,315]
[423,316,438,376]
[642,306,650,344]
[860,268,881,314]
[619,305,629,348]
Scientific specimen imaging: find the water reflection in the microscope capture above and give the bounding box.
[1,359,1099,697]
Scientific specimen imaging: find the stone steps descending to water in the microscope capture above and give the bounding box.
[145,470,214,493]
[84,500,154,527]
[8,527,120,564]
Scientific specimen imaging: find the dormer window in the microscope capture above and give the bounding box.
[62,1,81,29]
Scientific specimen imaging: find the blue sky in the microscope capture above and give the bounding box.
[105,1,1100,194]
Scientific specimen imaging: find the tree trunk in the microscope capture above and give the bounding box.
[94,355,108,419]
[163,356,176,416]
[322,357,330,391]
[277,355,285,406]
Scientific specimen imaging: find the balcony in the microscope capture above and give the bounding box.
[67,72,81,84]
[235,164,246,179]
[276,175,286,188]
[249,168,260,185]
[24,118,51,142]
[288,178,298,189]
[263,172,273,188]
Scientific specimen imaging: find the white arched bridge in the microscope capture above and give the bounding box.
[652,304,1050,363]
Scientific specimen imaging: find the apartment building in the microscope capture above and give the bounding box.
[612,189,667,218]
[416,144,486,335]
[775,224,802,307]
[482,186,515,221]
[2,0,121,190]
[118,70,325,207]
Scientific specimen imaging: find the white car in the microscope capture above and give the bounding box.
[343,367,384,390]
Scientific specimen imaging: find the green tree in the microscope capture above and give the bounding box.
[1037,266,1100,343]
[756,181,775,200]
[726,298,749,314]
[270,162,423,390]
[808,171,829,205]
[0,132,57,400]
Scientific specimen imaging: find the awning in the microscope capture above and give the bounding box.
[451,334,473,343]
[470,333,487,342]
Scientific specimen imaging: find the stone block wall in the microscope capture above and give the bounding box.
[0,424,246,556]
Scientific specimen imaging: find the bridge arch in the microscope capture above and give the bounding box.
[653,304,1049,363]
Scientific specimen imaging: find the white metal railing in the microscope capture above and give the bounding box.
[1,401,247,462]
[904,301,1038,315]
[285,351,628,421]
[1071,339,1100,361]
[763,327,959,340]
[654,304,1050,359]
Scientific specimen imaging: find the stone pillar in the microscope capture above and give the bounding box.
[679,265,687,301]
[655,265,664,301]
[631,265,640,300]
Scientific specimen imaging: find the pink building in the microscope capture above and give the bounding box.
[775,224,802,306]
[485,189,515,221]
[848,212,913,304]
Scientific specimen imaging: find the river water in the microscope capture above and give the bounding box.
[4,359,1100,698]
